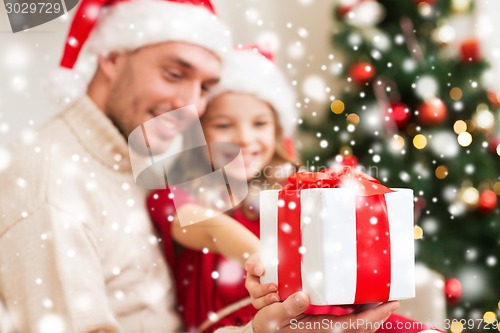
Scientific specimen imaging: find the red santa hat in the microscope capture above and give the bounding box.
[208,44,298,137]
[50,0,231,104]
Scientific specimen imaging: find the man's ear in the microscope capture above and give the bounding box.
[98,52,123,81]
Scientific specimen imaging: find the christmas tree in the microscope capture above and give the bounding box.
[300,0,500,330]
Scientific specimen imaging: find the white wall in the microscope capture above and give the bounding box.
[0,5,69,145]
[0,0,499,147]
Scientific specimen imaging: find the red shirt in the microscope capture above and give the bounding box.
[148,188,257,333]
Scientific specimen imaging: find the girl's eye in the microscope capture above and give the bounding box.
[214,123,231,129]
[255,121,269,127]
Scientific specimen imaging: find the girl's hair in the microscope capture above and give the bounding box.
[167,96,300,210]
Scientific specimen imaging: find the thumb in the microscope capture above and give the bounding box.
[353,301,400,333]
[253,292,310,332]
[280,291,309,322]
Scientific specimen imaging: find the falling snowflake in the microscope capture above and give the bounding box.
[415,75,439,99]
[3,43,30,70]
[287,41,305,59]
[297,0,314,5]
[429,131,459,158]
[217,260,243,285]
[302,75,326,103]
[10,75,27,92]
[245,8,260,23]
[37,314,65,333]
[256,31,281,53]
[457,267,487,302]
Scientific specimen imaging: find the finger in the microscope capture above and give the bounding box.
[244,253,264,277]
[352,301,400,333]
[244,271,260,298]
[252,292,280,310]
[245,277,278,299]
[269,292,310,327]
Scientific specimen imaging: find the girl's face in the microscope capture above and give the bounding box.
[202,92,276,180]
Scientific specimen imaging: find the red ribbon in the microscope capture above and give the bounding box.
[277,167,393,303]
[277,189,303,300]
[353,194,391,303]
[287,166,394,195]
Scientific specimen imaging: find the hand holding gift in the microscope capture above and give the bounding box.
[260,167,415,306]
[244,254,401,333]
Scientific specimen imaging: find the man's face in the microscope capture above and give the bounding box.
[104,42,221,154]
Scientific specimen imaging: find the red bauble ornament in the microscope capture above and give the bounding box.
[478,190,498,214]
[489,137,500,155]
[349,62,375,85]
[417,98,447,126]
[341,155,358,167]
[387,103,411,129]
[460,38,481,63]
[414,196,426,221]
[445,278,462,306]
[487,91,500,107]
[337,3,355,18]
[413,0,437,5]
[336,0,373,18]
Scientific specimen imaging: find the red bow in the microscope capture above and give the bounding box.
[286,166,394,196]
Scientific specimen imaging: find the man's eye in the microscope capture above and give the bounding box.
[164,70,182,79]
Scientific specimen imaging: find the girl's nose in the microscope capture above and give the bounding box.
[235,125,253,146]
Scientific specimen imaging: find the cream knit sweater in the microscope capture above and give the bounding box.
[0,96,254,333]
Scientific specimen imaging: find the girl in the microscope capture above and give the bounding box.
[147,45,299,333]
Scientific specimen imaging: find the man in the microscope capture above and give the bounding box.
[0,0,399,331]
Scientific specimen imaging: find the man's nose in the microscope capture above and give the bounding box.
[171,82,202,110]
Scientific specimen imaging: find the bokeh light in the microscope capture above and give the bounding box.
[413,134,427,149]
[330,100,345,114]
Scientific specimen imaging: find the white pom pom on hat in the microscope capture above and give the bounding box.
[208,44,298,136]
[48,0,232,106]
[45,68,88,106]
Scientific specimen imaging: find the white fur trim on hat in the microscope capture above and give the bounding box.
[87,0,232,59]
[208,50,297,136]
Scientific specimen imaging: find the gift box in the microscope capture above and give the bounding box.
[260,168,415,305]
